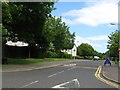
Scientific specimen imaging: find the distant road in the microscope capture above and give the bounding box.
[3,60,114,88]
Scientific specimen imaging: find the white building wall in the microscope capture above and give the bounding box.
[61,45,77,56]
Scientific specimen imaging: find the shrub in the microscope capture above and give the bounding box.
[60,52,72,59]
[46,51,58,58]
[75,56,84,59]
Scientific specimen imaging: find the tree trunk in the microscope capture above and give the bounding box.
[28,45,31,58]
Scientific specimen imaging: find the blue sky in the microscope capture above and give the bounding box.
[51,0,118,53]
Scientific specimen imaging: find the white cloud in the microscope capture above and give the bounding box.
[61,17,75,25]
[75,35,108,52]
[86,35,108,41]
[58,0,119,2]
[62,1,118,27]
[74,35,109,52]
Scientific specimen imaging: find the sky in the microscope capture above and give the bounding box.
[51,0,118,53]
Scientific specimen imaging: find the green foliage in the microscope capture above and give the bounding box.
[44,16,75,51]
[46,51,72,59]
[59,52,72,59]
[2,2,55,48]
[2,2,75,59]
[2,2,12,25]
[46,51,58,58]
[75,56,84,59]
[2,2,56,58]
[77,43,95,58]
[107,30,119,58]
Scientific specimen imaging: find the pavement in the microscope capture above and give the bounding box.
[1,60,120,88]
[102,63,119,84]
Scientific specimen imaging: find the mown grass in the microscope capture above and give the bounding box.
[3,58,70,65]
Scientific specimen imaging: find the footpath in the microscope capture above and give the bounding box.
[102,62,119,84]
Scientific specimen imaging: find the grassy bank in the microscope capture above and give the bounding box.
[3,58,70,65]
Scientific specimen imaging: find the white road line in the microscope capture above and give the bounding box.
[21,80,39,88]
[52,79,80,88]
[48,70,65,78]
[58,71,64,74]
[63,64,76,67]
[67,67,75,71]
[48,73,57,77]
[75,79,80,88]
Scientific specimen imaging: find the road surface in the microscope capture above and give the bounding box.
[2,60,115,88]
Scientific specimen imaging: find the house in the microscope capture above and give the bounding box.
[61,45,77,56]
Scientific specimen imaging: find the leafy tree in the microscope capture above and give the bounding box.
[107,30,119,60]
[44,16,75,52]
[2,2,12,42]
[2,2,55,58]
[2,1,12,58]
[77,43,95,58]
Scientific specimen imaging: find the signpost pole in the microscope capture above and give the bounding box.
[118,48,120,67]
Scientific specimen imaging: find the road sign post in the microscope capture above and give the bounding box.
[118,48,120,67]
[73,49,76,60]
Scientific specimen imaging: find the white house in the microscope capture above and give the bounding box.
[61,45,77,56]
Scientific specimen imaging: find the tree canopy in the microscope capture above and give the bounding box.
[107,30,119,58]
[77,43,97,58]
[2,2,75,58]
[44,16,75,52]
[2,2,55,48]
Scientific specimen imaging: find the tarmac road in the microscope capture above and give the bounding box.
[2,60,116,88]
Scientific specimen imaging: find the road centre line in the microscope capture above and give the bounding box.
[48,73,57,77]
[48,70,65,78]
[20,80,39,88]
[58,70,64,74]
[67,67,76,70]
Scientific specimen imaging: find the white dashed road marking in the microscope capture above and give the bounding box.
[63,64,76,67]
[48,70,65,78]
[21,80,39,88]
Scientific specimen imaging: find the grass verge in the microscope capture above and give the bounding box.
[3,58,70,65]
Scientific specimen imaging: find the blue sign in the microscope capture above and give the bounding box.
[104,58,111,66]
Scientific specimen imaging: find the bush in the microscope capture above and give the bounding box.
[60,52,72,59]
[83,56,93,60]
[46,51,58,58]
[75,56,84,59]
[46,51,72,58]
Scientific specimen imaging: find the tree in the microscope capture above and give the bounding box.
[107,30,119,60]
[2,1,12,59]
[77,43,95,58]
[44,16,75,52]
[2,2,55,58]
